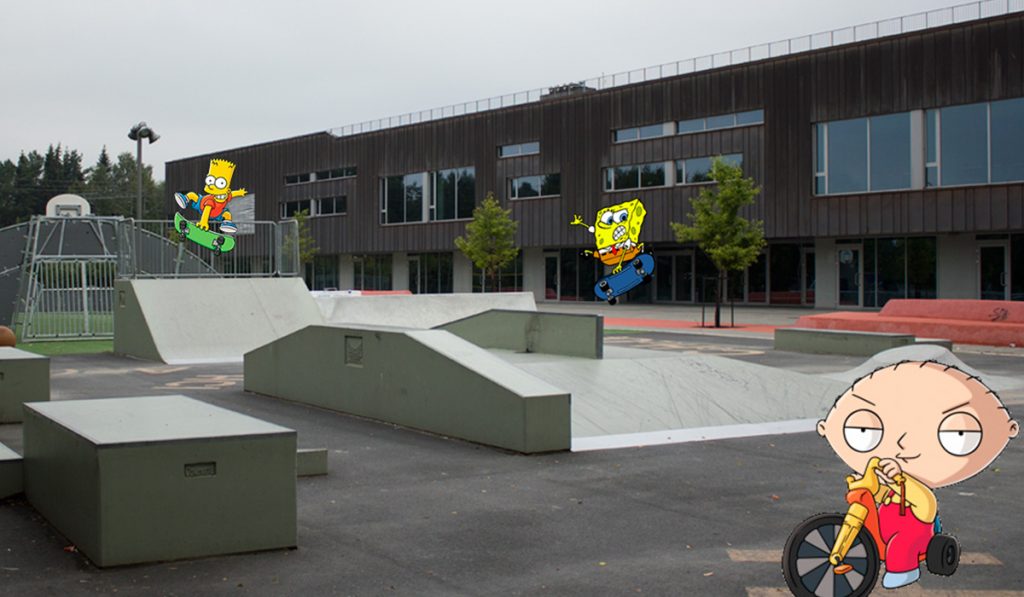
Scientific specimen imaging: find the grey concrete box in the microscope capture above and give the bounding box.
[0,442,22,498]
[23,395,296,567]
[0,347,49,423]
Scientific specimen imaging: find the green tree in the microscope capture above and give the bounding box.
[670,157,766,327]
[454,193,519,291]
[0,159,16,227]
[93,151,162,219]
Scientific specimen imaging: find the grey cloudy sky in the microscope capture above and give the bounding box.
[0,0,973,180]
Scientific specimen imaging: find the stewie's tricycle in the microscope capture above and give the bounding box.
[782,457,960,596]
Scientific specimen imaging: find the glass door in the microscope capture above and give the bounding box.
[837,245,862,307]
[408,256,421,294]
[979,243,1009,300]
[802,248,816,305]
[544,255,559,300]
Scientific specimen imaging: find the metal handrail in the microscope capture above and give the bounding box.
[326,0,1022,138]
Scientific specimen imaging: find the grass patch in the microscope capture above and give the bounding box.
[16,339,113,356]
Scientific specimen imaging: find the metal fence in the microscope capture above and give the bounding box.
[123,219,300,278]
[326,0,1024,138]
[10,216,301,340]
[18,258,117,339]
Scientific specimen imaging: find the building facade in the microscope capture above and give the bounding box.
[166,10,1024,308]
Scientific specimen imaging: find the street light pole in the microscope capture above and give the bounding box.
[127,122,159,221]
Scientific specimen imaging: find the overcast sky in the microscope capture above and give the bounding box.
[0,0,975,180]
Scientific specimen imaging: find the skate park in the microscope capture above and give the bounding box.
[2,266,1023,594]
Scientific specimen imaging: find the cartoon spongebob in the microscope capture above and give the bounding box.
[174,159,246,234]
[571,198,647,273]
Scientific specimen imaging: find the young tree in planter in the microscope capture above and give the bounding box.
[670,157,765,327]
[454,193,519,292]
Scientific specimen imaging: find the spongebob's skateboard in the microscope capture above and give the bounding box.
[174,212,236,255]
[594,253,654,305]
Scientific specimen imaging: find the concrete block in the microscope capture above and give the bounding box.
[0,347,49,423]
[245,325,571,453]
[23,395,296,567]
[775,327,915,356]
[297,448,328,477]
[914,338,954,350]
[438,310,604,358]
[0,442,22,499]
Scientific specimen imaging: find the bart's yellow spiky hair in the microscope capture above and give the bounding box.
[208,159,236,178]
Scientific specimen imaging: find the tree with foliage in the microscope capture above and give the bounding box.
[454,193,519,292]
[670,157,766,327]
[280,208,319,283]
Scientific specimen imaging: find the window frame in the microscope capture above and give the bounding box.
[498,142,540,158]
[612,122,672,144]
[509,173,561,200]
[675,153,744,186]
[603,161,670,192]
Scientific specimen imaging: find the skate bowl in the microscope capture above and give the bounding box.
[313,291,536,328]
[114,278,324,364]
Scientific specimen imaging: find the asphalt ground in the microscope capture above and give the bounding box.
[1,333,1022,596]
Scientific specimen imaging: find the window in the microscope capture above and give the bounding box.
[280,200,311,218]
[677,109,763,135]
[409,253,453,294]
[604,162,668,191]
[814,113,911,194]
[499,142,540,157]
[860,237,937,307]
[472,251,523,292]
[317,196,347,216]
[286,167,356,185]
[510,173,560,199]
[432,167,475,220]
[382,173,425,224]
[613,123,671,143]
[382,168,475,224]
[353,254,392,291]
[926,98,1024,187]
[676,154,743,184]
[306,255,338,291]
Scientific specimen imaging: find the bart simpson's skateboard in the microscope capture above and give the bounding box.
[174,212,236,255]
[594,253,654,305]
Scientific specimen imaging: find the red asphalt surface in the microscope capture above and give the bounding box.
[603,317,779,334]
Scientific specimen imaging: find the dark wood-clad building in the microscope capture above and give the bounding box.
[166,9,1024,307]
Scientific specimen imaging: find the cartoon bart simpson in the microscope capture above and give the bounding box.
[818,360,1018,589]
[571,198,647,273]
[175,159,246,234]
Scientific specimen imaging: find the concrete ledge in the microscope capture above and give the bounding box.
[0,442,23,499]
[0,347,50,423]
[438,310,603,359]
[775,327,916,356]
[245,325,571,453]
[297,448,328,477]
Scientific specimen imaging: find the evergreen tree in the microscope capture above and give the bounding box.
[0,159,16,227]
[670,157,766,327]
[454,193,519,291]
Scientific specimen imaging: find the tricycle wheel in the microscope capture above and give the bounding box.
[783,513,879,597]
[926,534,960,576]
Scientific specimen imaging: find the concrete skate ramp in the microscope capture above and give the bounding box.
[244,325,570,453]
[114,278,323,364]
[438,310,603,358]
[822,344,1024,392]
[490,347,847,445]
[315,291,536,328]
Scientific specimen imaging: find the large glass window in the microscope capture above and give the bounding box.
[676,154,743,184]
[604,162,667,191]
[825,118,868,193]
[859,237,936,307]
[409,253,453,294]
[869,113,911,191]
[815,113,914,194]
[927,98,1024,187]
[382,173,424,224]
[510,173,560,199]
[353,254,392,290]
[280,200,311,218]
[433,167,475,221]
[940,103,988,186]
[991,98,1024,183]
[472,251,523,292]
[769,244,802,304]
[308,255,338,291]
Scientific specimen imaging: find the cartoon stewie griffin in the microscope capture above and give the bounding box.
[817,360,1018,589]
